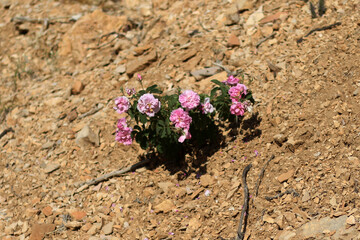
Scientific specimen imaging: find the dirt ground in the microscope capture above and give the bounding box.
[1,0,360,239]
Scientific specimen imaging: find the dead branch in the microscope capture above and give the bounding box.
[0,128,14,140]
[74,158,150,193]
[265,189,299,201]
[254,155,275,197]
[297,22,341,43]
[255,33,276,48]
[11,16,77,24]
[236,164,252,240]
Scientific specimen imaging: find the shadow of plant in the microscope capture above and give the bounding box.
[142,112,262,177]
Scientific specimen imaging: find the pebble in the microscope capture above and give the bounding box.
[227,33,240,47]
[43,163,60,174]
[102,222,114,235]
[273,134,287,146]
[115,65,126,74]
[75,125,100,148]
[71,81,84,95]
[277,169,294,183]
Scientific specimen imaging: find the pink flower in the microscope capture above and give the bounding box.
[115,118,133,145]
[226,75,239,85]
[179,90,200,111]
[114,96,130,114]
[178,128,192,143]
[230,102,245,116]
[170,108,192,129]
[137,93,161,117]
[228,83,248,103]
[170,108,192,142]
[200,98,214,114]
[137,74,142,80]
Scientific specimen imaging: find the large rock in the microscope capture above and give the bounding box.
[58,9,128,63]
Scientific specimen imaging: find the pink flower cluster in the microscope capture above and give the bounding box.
[230,102,245,116]
[115,118,132,145]
[114,96,130,114]
[137,93,161,117]
[170,108,192,142]
[179,90,200,111]
[228,83,249,116]
[200,97,214,114]
[228,83,248,103]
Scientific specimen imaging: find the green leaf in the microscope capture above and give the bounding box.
[139,114,148,125]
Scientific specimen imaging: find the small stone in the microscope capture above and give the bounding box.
[200,175,214,187]
[65,221,82,230]
[154,199,176,213]
[81,222,92,232]
[75,125,100,148]
[41,141,54,150]
[43,163,60,174]
[236,0,253,11]
[190,67,221,80]
[42,206,53,217]
[102,222,114,235]
[286,137,304,152]
[302,190,310,202]
[71,81,84,95]
[88,222,102,235]
[29,224,56,240]
[329,196,337,207]
[259,12,288,25]
[273,134,287,146]
[227,33,240,47]
[158,182,175,193]
[70,211,87,221]
[277,169,294,183]
[67,109,78,122]
[346,215,356,225]
[115,65,126,74]
[263,214,275,224]
[26,208,40,218]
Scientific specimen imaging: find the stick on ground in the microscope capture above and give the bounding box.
[75,158,150,193]
[236,164,252,240]
[254,155,275,197]
[0,128,14,140]
[297,22,341,43]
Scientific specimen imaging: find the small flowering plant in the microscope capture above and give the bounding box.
[114,75,254,161]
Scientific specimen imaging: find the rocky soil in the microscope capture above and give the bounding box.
[1,0,360,239]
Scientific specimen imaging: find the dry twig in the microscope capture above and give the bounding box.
[297,22,341,43]
[75,158,150,193]
[254,155,275,197]
[256,33,276,48]
[0,128,14,140]
[236,164,252,240]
